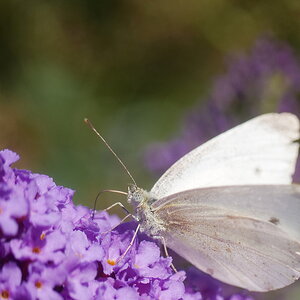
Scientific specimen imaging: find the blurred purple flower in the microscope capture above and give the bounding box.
[0,149,253,299]
[145,37,300,180]
[184,267,254,300]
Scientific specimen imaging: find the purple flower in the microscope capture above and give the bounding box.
[145,36,300,180]
[133,240,171,279]
[96,279,140,300]
[10,227,66,264]
[25,262,64,300]
[65,262,98,300]
[228,296,254,300]
[0,262,22,299]
[0,149,254,299]
[0,151,29,236]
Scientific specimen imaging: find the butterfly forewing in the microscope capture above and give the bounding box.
[151,113,300,199]
[152,185,300,291]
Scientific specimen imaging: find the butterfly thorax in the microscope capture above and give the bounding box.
[127,184,165,237]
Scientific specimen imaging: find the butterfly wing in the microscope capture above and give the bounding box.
[153,185,300,291]
[151,113,299,199]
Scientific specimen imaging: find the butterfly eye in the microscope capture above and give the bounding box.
[127,184,137,204]
[128,184,138,193]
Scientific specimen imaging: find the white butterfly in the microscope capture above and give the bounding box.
[127,113,300,292]
[87,112,300,292]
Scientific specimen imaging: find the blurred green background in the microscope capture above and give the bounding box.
[1,1,300,298]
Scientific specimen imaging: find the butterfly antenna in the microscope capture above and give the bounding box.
[84,118,137,186]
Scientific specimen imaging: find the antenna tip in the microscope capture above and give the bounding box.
[84,118,93,127]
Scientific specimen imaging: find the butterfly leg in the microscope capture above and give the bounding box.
[101,213,135,235]
[116,223,141,265]
[91,189,128,219]
[161,236,177,273]
[103,202,131,215]
[101,202,138,234]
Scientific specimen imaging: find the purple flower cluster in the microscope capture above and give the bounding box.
[0,149,253,299]
[145,37,300,179]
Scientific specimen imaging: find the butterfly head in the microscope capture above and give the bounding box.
[127,184,148,207]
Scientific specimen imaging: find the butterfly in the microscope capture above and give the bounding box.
[87,113,300,292]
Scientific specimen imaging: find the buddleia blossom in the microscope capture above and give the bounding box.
[0,149,253,299]
[145,37,300,180]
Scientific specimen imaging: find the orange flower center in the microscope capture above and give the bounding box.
[107,259,116,266]
[32,247,41,254]
[35,281,43,289]
[1,290,10,299]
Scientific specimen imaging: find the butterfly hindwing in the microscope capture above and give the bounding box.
[152,185,300,291]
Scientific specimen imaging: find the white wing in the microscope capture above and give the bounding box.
[151,113,299,199]
[153,185,300,291]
